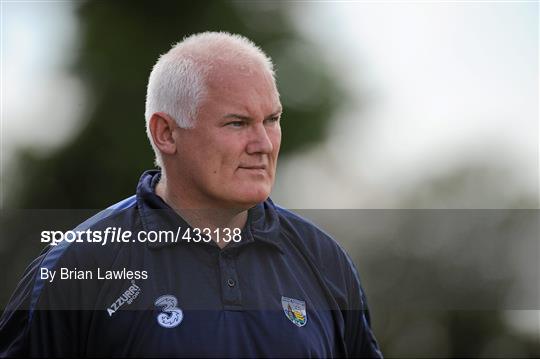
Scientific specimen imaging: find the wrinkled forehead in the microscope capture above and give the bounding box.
[206,58,277,90]
[203,60,281,110]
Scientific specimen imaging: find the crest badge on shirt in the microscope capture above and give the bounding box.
[281,296,307,327]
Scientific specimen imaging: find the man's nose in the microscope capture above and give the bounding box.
[246,123,273,154]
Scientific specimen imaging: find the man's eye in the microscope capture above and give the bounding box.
[266,116,280,124]
[227,121,245,127]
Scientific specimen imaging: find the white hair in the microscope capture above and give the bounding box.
[145,31,276,167]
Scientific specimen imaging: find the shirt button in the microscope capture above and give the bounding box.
[227,278,235,287]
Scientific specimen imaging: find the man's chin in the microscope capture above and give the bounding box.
[229,191,270,209]
[237,196,269,209]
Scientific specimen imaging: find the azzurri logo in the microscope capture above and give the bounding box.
[107,281,141,317]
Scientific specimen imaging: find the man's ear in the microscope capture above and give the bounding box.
[149,112,178,156]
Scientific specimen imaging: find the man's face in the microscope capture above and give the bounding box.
[171,63,282,209]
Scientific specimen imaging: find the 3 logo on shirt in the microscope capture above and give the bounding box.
[154,294,183,328]
[281,296,307,327]
[110,291,304,329]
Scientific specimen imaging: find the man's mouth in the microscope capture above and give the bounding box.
[239,165,267,170]
[238,165,268,176]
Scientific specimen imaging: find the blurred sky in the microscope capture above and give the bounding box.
[2,0,83,209]
[277,1,538,209]
[1,1,538,209]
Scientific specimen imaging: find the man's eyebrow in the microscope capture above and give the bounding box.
[223,113,252,121]
[223,110,282,122]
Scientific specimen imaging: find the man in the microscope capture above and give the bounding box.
[0,32,382,357]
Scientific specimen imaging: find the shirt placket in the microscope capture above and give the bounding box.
[218,250,243,310]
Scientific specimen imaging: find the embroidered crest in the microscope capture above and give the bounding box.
[281,296,307,327]
[154,294,183,328]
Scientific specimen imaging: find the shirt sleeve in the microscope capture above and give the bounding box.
[0,246,89,357]
[342,258,384,358]
[0,254,41,357]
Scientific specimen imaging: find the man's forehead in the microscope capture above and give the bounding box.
[202,62,280,109]
[206,60,274,88]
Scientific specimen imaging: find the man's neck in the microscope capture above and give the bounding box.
[155,177,248,249]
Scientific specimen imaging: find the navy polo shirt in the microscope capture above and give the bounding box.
[0,170,382,358]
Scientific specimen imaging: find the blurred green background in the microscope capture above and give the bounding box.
[1,1,538,357]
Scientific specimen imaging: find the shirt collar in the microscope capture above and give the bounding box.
[136,170,283,253]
